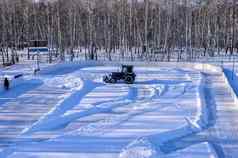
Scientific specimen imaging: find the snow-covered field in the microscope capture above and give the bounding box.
[0,61,237,158]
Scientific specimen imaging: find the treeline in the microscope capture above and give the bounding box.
[0,0,238,62]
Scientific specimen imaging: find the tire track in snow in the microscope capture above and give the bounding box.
[42,79,188,141]
[41,85,139,136]
[19,82,137,135]
[22,80,167,135]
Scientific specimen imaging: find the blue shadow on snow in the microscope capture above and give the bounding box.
[0,79,43,106]
[223,68,238,97]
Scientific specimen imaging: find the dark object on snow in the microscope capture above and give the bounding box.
[4,77,9,90]
[103,65,136,84]
[14,74,23,79]
[3,62,13,67]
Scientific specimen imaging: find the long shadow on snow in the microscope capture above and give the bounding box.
[0,79,43,106]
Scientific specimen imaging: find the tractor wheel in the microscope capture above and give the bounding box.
[125,76,134,84]
[110,78,117,83]
[103,76,109,83]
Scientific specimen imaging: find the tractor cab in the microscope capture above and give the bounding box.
[121,65,133,74]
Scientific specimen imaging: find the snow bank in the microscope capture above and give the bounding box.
[39,61,103,76]
[193,62,238,108]
[194,63,221,73]
[62,61,222,74]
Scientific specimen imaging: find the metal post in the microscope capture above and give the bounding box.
[37,50,40,71]
[232,54,235,80]
[28,48,30,60]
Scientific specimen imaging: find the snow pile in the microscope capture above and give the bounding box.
[119,138,159,158]
[194,63,221,73]
[46,75,83,90]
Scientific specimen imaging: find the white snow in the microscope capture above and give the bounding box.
[0,62,228,158]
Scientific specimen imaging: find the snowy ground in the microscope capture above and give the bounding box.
[0,61,237,158]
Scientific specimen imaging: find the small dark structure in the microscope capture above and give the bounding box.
[29,40,48,48]
[28,40,48,60]
[4,77,9,90]
[103,65,136,84]
[14,74,23,79]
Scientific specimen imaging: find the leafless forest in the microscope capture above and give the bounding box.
[0,0,238,63]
